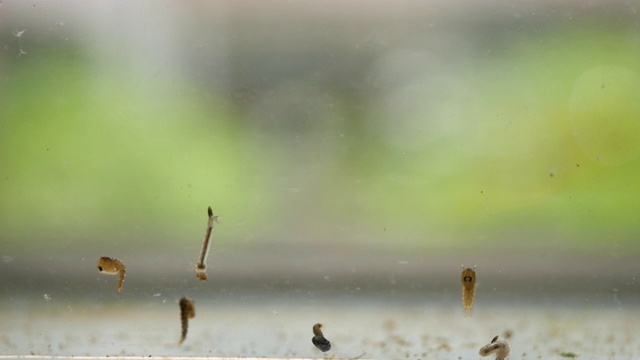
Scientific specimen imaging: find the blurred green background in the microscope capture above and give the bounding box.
[1,0,639,259]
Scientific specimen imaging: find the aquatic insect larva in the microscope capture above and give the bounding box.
[311,323,331,352]
[97,256,126,294]
[461,265,477,317]
[179,296,196,345]
[479,335,510,360]
[196,206,218,281]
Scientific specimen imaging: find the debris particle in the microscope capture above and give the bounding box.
[560,351,580,358]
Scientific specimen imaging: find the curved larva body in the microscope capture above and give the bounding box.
[179,297,196,345]
[479,335,511,360]
[97,256,126,294]
[311,323,331,352]
[461,265,476,317]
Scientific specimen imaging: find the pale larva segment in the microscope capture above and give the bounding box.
[479,336,511,360]
[117,266,126,294]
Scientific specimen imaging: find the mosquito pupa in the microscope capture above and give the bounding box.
[479,335,510,360]
[97,256,126,294]
[311,323,332,352]
[179,297,196,345]
[196,206,218,281]
[461,265,477,317]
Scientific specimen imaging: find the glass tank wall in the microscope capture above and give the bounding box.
[1,1,639,358]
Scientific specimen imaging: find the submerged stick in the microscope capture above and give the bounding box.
[97,256,126,294]
[179,296,196,345]
[196,206,218,281]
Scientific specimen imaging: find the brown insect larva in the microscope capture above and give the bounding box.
[179,296,196,345]
[311,323,331,352]
[461,265,477,317]
[479,335,510,360]
[97,256,126,294]
[196,206,218,281]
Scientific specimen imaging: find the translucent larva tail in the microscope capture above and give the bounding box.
[117,266,126,294]
[463,306,474,318]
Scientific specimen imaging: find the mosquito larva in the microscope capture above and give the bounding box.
[461,265,477,317]
[179,296,196,345]
[97,256,126,294]
[196,206,218,281]
[479,335,510,360]
[311,323,332,352]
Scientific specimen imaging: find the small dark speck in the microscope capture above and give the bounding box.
[550,173,554,178]
[576,163,579,167]
[601,84,605,89]
[46,148,49,151]
[480,190,483,194]
[560,351,579,358]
